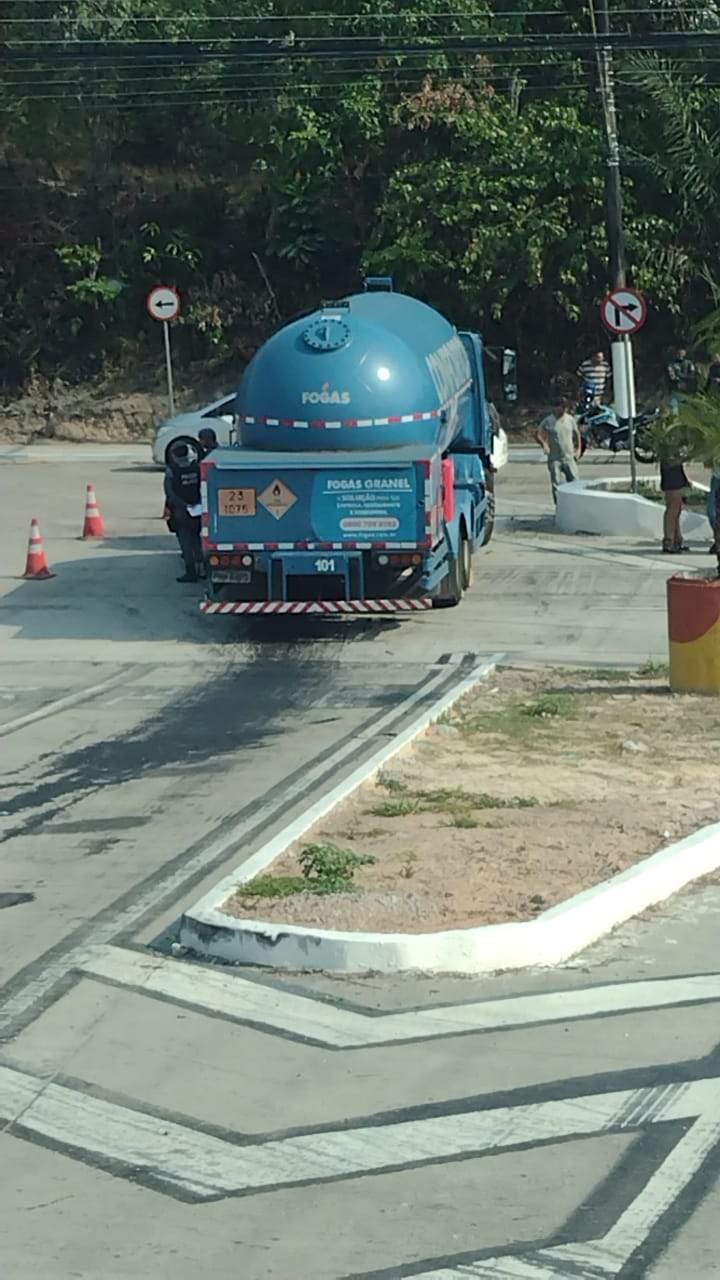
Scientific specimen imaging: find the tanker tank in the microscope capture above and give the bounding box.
[236,289,475,454]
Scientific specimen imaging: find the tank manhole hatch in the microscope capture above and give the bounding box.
[302,316,351,352]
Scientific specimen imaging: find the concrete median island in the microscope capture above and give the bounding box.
[556,474,710,538]
[181,666,720,974]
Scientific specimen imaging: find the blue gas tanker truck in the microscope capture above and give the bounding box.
[200,278,516,617]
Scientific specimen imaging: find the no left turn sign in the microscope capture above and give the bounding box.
[146,285,181,322]
[601,287,647,335]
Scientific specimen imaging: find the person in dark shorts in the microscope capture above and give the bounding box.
[660,459,691,554]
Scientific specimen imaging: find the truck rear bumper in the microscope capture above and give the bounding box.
[200,597,433,616]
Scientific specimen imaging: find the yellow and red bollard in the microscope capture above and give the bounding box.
[667,572,720,694]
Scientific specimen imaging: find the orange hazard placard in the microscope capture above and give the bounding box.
[218,487,256,517]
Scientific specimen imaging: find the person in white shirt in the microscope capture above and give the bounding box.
[535,400,581,504]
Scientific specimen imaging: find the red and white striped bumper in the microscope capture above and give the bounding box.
[200,598,434,616]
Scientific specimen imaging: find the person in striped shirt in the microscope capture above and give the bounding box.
[576,350,611,408]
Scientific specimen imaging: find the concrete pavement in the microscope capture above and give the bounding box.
[2,445,720,1278]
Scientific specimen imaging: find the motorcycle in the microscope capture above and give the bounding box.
[575,397,659,463]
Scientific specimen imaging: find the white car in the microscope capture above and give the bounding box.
[151,394,236,466]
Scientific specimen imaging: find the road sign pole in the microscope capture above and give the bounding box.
[623,335,637,493]
[162,320,175,417]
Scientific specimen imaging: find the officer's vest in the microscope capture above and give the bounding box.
[170,461,201,507]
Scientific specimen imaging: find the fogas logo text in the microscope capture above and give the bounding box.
[301,381,351,406]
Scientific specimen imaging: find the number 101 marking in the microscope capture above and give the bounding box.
[314,557,336,572]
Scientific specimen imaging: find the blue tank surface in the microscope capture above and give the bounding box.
[236,290,475,453]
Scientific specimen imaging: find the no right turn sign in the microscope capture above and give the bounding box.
[601,287,647,335]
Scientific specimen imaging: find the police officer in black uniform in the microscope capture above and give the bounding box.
[198,426,218,458]
[164,440,203,582]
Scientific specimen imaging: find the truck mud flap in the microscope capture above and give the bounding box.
[200,598,433,616]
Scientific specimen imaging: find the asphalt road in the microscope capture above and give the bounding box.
[1,444,719,1279]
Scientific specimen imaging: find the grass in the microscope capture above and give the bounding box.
[371,778,537,823]
[523,693,575,719]
[239,841,377,901]
[377,773,408,793]
[238,875,307,900]
[449,813,479,829]
[332,826,388,841]
[637,659,669,678]
[370,797,420,818]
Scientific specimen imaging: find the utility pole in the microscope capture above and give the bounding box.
[594,0,626,290]
[593,0,637,490]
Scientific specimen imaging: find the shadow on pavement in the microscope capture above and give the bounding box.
[0,656,332,838]
[2,551,404,646]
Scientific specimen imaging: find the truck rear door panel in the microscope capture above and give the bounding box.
[205,457,431,547]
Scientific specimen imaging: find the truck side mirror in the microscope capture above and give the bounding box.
[502,349,518,403]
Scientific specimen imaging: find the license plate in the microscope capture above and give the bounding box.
[218,487,256,517]
[211,570,251,584]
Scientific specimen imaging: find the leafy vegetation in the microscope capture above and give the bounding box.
[523,693,576,719]
[3,2,720,392]
[241,841,377,900]
[298,842,377,893]
[371,777,537,824]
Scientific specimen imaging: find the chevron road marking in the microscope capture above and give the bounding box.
[1,658,497,1042]
[80,946,720,1049]
[411,1104,720,1278]
[0,1064,718,1209]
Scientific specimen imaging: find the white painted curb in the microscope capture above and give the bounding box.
[557,475,709,538]
[180,657,499,956]
[181,818,720,976]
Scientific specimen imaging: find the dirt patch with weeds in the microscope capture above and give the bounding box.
[221,665,720,933]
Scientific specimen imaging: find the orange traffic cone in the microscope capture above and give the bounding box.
[82,484,105,539]
[22,518,55,579]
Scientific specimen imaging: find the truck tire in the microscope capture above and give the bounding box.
[433,533,467,608]
[459,526,473,591]
[479,476,495,547]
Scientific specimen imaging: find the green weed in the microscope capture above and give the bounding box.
[377,773,408,793]
[416,787,537,812]
[240,875,307,900]
[239,842,377,901]
[523,693,575,719]
[370,798,420,818]
[299,842,376,893]
[637,659,669,678]
[449,812,479,829]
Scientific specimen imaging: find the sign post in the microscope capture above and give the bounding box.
[601,286,647,494]
[146,286,181,417]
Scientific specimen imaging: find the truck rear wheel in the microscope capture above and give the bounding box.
[434,533,467,608]
[459,527,473,591]
[479,475,495,547]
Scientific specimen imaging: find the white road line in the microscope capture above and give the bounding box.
[0,1065,717,1210]
[0,659,498,1038]
[81,946,720,1048]
[0,670,134,737]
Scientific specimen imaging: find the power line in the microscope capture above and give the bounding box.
[4,28,720,56]
[0,51,598,83]
[0,81,600,113]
